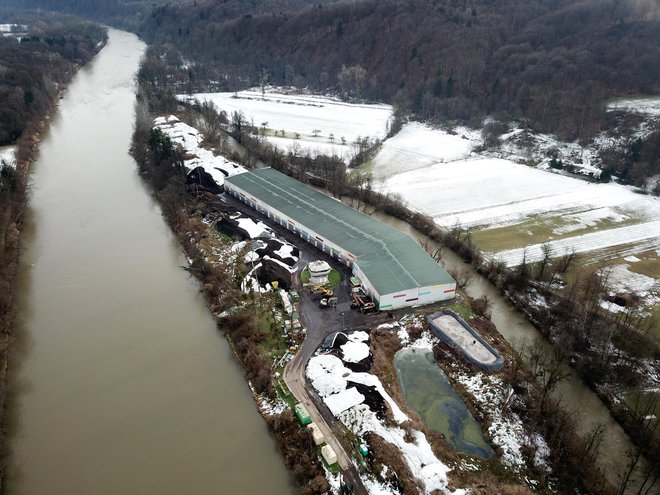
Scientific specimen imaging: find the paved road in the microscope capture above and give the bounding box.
[283,253,369,495]
[221,193,368,494]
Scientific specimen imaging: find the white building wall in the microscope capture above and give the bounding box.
[417,283,456,305]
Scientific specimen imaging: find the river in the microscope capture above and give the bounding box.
[4,29,294,495]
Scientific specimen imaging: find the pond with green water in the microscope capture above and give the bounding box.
[394,347,493,458]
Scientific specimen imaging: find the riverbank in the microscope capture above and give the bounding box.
[133,93,632,492]
[0,27,107,488]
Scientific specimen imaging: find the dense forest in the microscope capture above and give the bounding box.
[0,12,107,145]
[132,0,660,143]
[1,0,332,31]
[5,0,659,144]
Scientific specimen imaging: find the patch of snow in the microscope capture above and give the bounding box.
[377,322,399,330]
[0,146,16,168]
[325,387,366,416]
[362,477,400,495]
[624,255,641,263]
[234,216,271,239]
[551,207,628,235]
[230,240,247,252]
[407,331,437,351]
[601,264,660,308]
[273,242,297,261]
[340,405,465,494]
[526,433,551,472]
[456,372,527,470]
[243,251,259,263]
[348,330,370,342]
[341,341,371,363]
[607,96,660,116]
[397,327,410,345]
[153,115,247,187]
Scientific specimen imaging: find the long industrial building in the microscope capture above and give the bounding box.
[224,168,456,310]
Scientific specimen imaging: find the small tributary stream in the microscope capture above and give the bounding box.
[5,29,295,495]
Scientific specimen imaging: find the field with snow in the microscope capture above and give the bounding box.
[607,96,660,116]
[368,111,660,318]
[181,88,392,161]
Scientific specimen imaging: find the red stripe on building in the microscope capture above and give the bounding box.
[393,294,406,298]
[443,289,455,293]
[405,297,418,302]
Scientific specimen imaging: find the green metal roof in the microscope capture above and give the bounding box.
[225,168,454,295]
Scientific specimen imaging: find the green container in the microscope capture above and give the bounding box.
[294,403,311,425]
[359,444,368,457]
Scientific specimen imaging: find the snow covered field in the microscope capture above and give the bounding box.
[608,96,660,116]
[370,117,660,308]
[182,89,392,160]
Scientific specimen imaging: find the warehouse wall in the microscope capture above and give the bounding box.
[225,180,454,311]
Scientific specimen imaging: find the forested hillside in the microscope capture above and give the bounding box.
[1,0,336,30]
[0,15,106,145]
[136,0,660,141]
[5,0,658,141]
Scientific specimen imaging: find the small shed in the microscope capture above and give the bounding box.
[321,444,338,465]
[307,422,325,446]
[294,403,311,426]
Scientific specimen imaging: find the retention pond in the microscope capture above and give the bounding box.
[394,348,493,458]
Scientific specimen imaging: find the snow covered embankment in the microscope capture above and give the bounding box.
[153,115,246,188]
[307,330,465,495]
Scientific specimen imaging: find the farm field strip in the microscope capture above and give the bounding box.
[491,220,660,267]
[182,89,392,159]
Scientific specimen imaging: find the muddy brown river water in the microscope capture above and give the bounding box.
[4,29,295,495]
